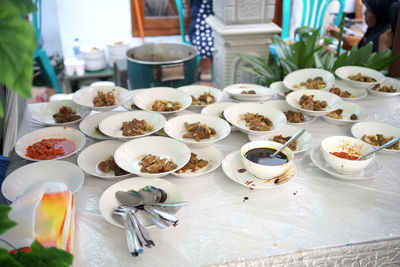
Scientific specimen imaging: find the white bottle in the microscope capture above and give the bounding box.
[73,38,81,58]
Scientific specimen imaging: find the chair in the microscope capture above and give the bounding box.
[32,0,62,93]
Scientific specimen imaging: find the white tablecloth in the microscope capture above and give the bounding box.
[6,94,400,266]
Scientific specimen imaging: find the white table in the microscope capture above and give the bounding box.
[6,94,400,266]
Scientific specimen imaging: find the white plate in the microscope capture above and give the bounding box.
[351,122,400,153]
[79,111,123,140]
[200,102,239,131]
[2,161,84,202]
[114,136,191,177]
[229,96,272,103]
[77,140,132,179]
[15,127,86,161]
[262,100,317,125]
[286,89,343,117]
[223,83,278,101]
[283,68,335,91]
[270,81,293,97]
[133,87,192,116]
[322,101,368,126]
[222,151,296,189]
[310,144,383,180]
[99,111,166,140]
[248,125,314,153]
[223,103,287,135]
[163,114,231,148]
[172,146,223,178]
[366,77,400,97]
[121,89,147,110]
[335,66,385,89]
[72,85,130,111]
[177,85,223,111]
[32,100,91,126]
[99,177,183,228]
[330,80,368,101]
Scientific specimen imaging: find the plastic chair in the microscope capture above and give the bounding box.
[32,0,62,93]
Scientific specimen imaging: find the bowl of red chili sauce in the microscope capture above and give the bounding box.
[15,127,86,161]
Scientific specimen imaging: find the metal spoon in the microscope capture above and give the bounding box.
[270,129,305,158]
[116,191,188,207]
[112,210,142,256]
[356,136,400,161]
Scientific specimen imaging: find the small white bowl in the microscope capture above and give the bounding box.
[177,85,223,110]
[163,114,231,148]
[262,100,317,125]
[121,89,147,110]
[335,66,385,89]
[248,125,314,153]
[286,89,343,117]
[240,140,294,179]
[351,122,400,153]
[283,68,335,91]
[79,111,123,140]
[270,81,293,97]
[77,140,131,179]
[367,77,400,97]
[80,43,107,71]
[99,111,166,140]
[133,87,192,116]
[330,80,368,101]
[223,83,278,101]
[322,101,368,126]
[200,102,238,131]
[32,99,91,126]
[114,136,191,177]
[72,86,130,111]
[321,136,375,174]
[223,103,287,135]
[15,127,86,161]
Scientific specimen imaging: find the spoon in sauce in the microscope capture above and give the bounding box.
[270,129,305,158]
[355,136,400,161]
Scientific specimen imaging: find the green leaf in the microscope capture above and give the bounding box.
[0,0,37,14]
[0,7,35,99]
[0,249,22,267]
[272,35,294,62]
[0,205,17,234]
[27,241,73,267]
[0,101,3,117]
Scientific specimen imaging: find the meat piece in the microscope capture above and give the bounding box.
[53,106,81,123]
[182,122,216,142]
[284,110,305,123]
[139,154,178,173]
[350,114,358,120]
[326,109,343,119]
[93,90,116,107]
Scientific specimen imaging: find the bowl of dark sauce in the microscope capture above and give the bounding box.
[240,141,294,179]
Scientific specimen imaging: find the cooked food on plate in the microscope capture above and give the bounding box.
[361,134,400,150]
[93,90,116,107]
[121,119,153,136]
[294,77,326,89]
[329,87,352,98]
[152,100,181,111]
[182,122,216,142]
[347,73,376,82]
[241,90,256,94]
[175,153,208,173]
[350,114,358,120]
[284,110,305,123]
[98,156,128,176]
[372,83,397,93]
[270,135,298,151]
[326,109,343,119]
[240,112,273,131]
[25,138,75,160]
[191,92,215,105]
[139,154,177,173]
[299,94,327,111]
[53,106,81,123]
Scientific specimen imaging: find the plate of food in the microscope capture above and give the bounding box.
[15,126,86,161]
[351,122,400,153]
[248,125,313,153]
[177,85,223,111]
[283,68,335,91]
[99,177,183,228]
[200,102,238,131]
[72,85,130,111]
[79,111,123,140]
[223,103,287,135]
[322,101,368,126]
[367,77,400,97]
[133,87,191,117]
[328,80,368,101]
[98,111,166,140]
[223,83,278,101]
[335,66,385,89]
[32,99,91,126]
[163,114,231,148]
[121,89,147,110]
[286,89,343,117]
[262,100,317,125]
[172,146,223,178]
[114,136,191,177]
[270,81,293,97]
[77,140,131,179]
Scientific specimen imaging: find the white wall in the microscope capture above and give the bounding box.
[41,0,63,55]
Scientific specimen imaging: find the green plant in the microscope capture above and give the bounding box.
[0,0,37,116]
[0,205,73,266]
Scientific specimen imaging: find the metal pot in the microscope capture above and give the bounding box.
[126,43,198,89]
